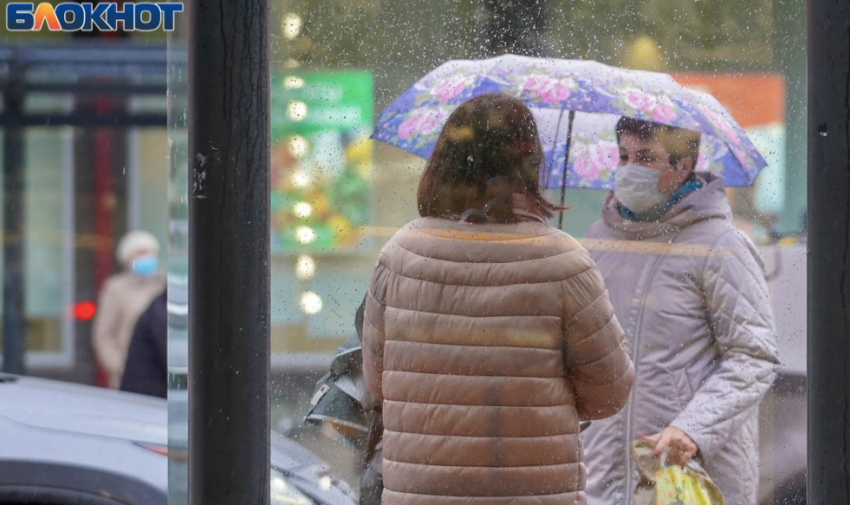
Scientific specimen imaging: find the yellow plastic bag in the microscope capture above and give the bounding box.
[631,440,725,505]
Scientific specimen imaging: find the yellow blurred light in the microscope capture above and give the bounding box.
[355,161,374,179]
[300,291,323,315]
[288,135,309,158]
[288,101,308,121]
[296,226,316,244]
[295,255,316,280]
[345,137,374,163]
[284,76,305,90]
[328,214,353,239]
[623,35,665,71]
[308,194,330,217]
[283,59,301,69]
[282,13,302,40]
[293,201,313,218]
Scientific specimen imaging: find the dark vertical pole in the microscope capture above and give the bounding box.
[808,0,850,503]
[2,60,26,375]
[74,120,101,386]
[188,0,270,503]
[558,110,576,230]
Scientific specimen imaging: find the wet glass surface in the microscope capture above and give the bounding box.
[168,1,808,504]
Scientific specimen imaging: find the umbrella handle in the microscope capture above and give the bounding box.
[558,110,576,230]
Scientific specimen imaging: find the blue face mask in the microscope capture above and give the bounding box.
[132,255,159,277]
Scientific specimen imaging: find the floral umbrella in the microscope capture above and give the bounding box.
[372,54,767,196]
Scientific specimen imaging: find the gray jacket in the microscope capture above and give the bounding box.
[581,173,779,505]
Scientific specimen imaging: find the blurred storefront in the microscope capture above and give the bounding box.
[0,10,170,383]
[0,1,806,387]
[673,73,791,240]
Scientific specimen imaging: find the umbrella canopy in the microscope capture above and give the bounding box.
[372,54,767,190]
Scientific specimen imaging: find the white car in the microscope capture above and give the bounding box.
[0,373,357,505]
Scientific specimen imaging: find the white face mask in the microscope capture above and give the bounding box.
[614,163,667,215]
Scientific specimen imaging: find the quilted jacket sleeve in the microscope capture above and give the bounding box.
[563,250,635,421]
[671,229,779,457]
[363,262,389,403]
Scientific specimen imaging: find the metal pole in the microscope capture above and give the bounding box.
[808,0,850,502]
[558,110,576,230]
[188,0,270,503]
[2,60,26,375]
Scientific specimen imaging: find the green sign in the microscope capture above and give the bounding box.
[270,70,374,253]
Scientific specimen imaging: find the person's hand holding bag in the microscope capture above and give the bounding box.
[642,426,699,467]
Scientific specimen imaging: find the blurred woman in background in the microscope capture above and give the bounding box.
[93,230,165,389]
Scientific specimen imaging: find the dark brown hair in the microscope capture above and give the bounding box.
[417,93,560,223]
[615,116,701,167]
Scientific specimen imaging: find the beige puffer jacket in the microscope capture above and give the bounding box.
[363,213,635,505]
[581,173,779,505]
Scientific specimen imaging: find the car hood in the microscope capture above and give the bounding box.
[168,389,325,473]
[271,431,326,471]
[0,375,167,446]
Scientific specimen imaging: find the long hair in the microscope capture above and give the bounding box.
[417,93,560,223]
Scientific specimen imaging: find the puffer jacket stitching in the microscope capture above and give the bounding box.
[384,305,563,319]
[417,226,562,238]
[391,239,584,264]
[381,262,596,287]
[566,318,621,351]
[368,220,633,505]
[385,340,564,352]
[383,398,579,408]
[383,459,581,469]
[702,228,767,292]
[386,369,566,379]
[563,290,607,327]
[383,429,577,438]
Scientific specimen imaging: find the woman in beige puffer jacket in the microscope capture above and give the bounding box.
[363,93,635,505]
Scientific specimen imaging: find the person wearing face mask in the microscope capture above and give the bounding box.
[92,231,166,389]
[581,117,779,505]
